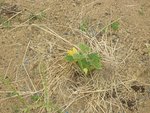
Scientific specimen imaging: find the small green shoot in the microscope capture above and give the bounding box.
[0,16,12,28]
[79,43,90,53]
[111,21,120,30]
[65,43,102,74]
[79,20,89,32]
[0,76,26,105]
[2,21,12,28]
[29,11,46,22]
[31,93,40,102]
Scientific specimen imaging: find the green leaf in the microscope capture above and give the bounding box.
[31,94,40,101]
[111,21,120,30]
[88,53,101,69]
[79,43,90,53]
[77,59,90,70]
[65,55,74,62]
[2,21,12,28]
[73,53,85,61]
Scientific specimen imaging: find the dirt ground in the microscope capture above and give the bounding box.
[0,0,150,113]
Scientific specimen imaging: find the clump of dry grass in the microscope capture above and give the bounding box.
[22,23,141,113]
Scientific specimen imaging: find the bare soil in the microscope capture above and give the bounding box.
[0,0,150,113]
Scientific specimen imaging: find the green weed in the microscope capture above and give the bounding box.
[111,21,120,30]
[65,43,102,74]
[0,77,26,105]
[39,62,62,113]
[0,16,12,28]
[29,11,46,22]
[2,21,12,28]
[31,93,40,102]
[79,20,89,32]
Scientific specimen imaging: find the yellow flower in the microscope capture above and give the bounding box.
[67,47,78,56]
[83,68,88,74]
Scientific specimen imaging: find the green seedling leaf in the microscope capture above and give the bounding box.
[29,11,46,23]
[36,12,46,20]
[65,55,74,62]
[111,21,120,30]
[88,53,101,69]
[73,53,85,61]
[2,21,12,28]
[79,20,89,32]
[79,43,90,53]
[78,59,90,71]
[31,94,40,101]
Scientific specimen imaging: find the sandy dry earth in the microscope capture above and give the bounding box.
[0,0,150,113]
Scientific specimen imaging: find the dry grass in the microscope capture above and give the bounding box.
[8,22,139,113]
[0,0,150,113]
[0,20,148,113]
